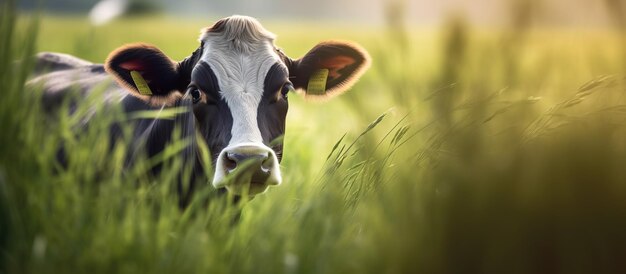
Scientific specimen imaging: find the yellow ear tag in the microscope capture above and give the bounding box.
[307,69,329,95]
[130,70,152,95]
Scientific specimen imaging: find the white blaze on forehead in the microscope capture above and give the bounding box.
[199,15,283,146]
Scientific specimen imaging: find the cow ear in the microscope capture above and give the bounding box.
[290,41,370,99]
[105,43,182,105]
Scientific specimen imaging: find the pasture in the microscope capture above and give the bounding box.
[2,5,626,274]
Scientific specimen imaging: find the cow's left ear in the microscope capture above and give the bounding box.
[105,43,184,105]
[289,41,370,99]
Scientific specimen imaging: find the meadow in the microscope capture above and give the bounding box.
[2,5,626,274]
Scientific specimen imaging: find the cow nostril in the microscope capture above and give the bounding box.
[261,152,272,173]
[224,153,238,172]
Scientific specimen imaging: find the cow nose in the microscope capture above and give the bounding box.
[212,144,282,196]
[224,152,271,173]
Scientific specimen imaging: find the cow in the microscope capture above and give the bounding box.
[28,15,370,206]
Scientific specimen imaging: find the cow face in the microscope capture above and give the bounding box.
[105,15,370,196]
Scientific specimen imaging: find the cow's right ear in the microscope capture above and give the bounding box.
[105,43,182,105]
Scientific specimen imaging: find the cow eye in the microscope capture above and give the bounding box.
[190,88,201,104]
[281,82,294,98]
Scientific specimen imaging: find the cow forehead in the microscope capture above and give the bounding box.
[196,15,284,99]
[198,40,282,100]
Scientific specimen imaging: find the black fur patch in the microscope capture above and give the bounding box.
[258,63,289,162]
[190,62,233,162]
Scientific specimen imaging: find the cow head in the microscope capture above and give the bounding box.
[105,15,370,196]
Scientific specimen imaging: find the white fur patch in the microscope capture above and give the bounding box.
[199,15,284,190]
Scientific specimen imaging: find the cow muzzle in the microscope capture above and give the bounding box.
[212,143,282,196]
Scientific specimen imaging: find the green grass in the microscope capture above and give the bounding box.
[3,6,626,274]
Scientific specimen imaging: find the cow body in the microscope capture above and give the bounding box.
[28,61,206,205]
[29,15,370,204]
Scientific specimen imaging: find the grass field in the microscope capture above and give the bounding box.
[2,4,626,274]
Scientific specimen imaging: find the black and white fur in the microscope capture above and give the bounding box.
[28,15,371,204]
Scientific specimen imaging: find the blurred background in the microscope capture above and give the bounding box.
[16,0,624,27]
[2,0,626,273]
